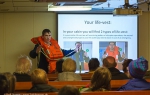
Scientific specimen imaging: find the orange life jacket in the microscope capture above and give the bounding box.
[105,46,119,69]
[31,36,64,73]
[106,46,119,60]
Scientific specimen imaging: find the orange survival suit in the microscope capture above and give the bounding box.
[31,36,63,73]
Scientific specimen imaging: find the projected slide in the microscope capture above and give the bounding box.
[58,14,137,70]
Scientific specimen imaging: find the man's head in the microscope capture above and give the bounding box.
[88,58,100,72]
[56,59,64,73]
[75,42,82,51]
[109,42,116,51]
[16,55,32,74]
[58,85,80,95]
[129,56,148,78]
[3,72,16,93]
[62,58,76,72]
[0,74,9,94]
[42,29,52,43]
[103,56,117,68]
[90,67,111,91]
[122,59,133,78]
[122,59,133,73]
[30,69,49,85]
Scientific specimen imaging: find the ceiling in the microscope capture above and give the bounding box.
[0,0,149,13]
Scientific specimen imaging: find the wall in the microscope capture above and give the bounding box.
[0,12,150,73]
[0,12,57,73]
[139,12,150,67]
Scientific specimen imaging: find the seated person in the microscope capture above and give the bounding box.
[80,67,111,92]
[0,74,9,95]
[103,56,129,80]
[88,58,100,73]
[56,59,64,74]
[27,68,58,92]
[118,56,150,90]
[13,55,32,81]
[58,58,82,81]
[122,59,133,78]
[3,72,16,93]
[55,59,64,81]
[58,85,81,95]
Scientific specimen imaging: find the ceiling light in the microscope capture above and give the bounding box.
[48,6,92,11]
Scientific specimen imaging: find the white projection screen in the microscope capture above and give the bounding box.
[58,14,138,72]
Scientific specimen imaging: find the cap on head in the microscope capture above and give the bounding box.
[129,56,148,78]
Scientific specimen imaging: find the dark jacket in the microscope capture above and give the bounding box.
[108,67,129,80]
[13,72,31,82]
[29,44,76,73]
[118,78,150,91]
[27,84,58,92]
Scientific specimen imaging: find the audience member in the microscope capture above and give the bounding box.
[58,85,81,95]
[88,58,100,73]
[55,59,64,81]
[122,59,133,78]
[80,67,111,92]
[13,55,32,81]
[103,56,129,80]
[0,74,9,95]
[58,58,82,81]
[56,59,64,74]
[3,72,16,93]
[118,56,150,90]
[27,68,58,92]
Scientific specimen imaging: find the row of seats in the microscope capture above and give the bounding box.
[15,79,150,92]
[13,91,150,95]
[47,73,93,81]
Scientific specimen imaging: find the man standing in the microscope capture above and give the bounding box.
[103,42,125,62]
[29,29,76,73]
[70,42,89,71]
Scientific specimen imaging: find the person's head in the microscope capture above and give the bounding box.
[103,56,117,68]
[3,72,16,93]
[15,55,32,74]
[90,67,111,91]
[122,59,133,78]
[58,85,80,95]
[62,58,76,72]
[88,58,100,72]
[42,29,52,43]
[0,74,9,94]
[109,42,116,51]
[75,42,82,51]
[56,59,64,73]
[30,68,49,85]
[129,56,148,79]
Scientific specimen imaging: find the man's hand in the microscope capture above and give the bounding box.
[74,46,79,52]
[102,51,107,58]
[84,52,88,57]
[36,45,42,53]
[122,52,125,58]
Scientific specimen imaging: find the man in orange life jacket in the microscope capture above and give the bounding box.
[29,29,77,74]
[102,42,125,63]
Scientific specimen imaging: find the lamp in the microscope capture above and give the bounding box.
[48,6,92,11]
